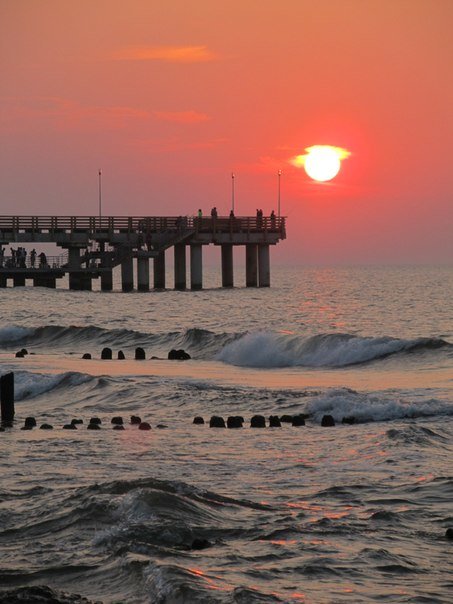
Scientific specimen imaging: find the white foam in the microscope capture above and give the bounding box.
[305,388,453,422]
[217,331,440,368]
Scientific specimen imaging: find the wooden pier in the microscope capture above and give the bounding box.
[0,215,286,291]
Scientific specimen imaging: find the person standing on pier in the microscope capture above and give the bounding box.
[30,249,36,268]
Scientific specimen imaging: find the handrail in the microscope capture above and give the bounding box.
[0,252,68,269]
[0,215,285,235]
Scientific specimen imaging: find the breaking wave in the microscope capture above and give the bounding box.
[304,387,453,423]
[217,331,451,368]
[0,324,240,358]
[13,370,97,401]
[0,325,450,368]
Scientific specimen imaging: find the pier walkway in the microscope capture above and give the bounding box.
[0,215,286,291]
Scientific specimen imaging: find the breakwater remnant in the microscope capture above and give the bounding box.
[0,371,15,426]
[250,415,266,428]
[81,348,191,360]
[168,349,191,360]
[210,416,226,428]
[227,416,243,428]
[196,414,356,428]
[321,414,335,427]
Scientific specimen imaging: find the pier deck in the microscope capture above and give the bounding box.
[0,215,286,291]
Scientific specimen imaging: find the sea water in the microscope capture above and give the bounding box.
[0,266,452,603]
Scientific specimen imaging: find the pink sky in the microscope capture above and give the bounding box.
[1,0,452,264]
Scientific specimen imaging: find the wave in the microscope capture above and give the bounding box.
[13,370,96,401]
[304,387,453,423]
[0,324,451,369]
[217,331,451,368]
[0,324,240,358]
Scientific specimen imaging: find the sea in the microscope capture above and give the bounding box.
[0,265,452,604]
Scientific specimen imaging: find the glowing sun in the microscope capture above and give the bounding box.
[291,145,351,182]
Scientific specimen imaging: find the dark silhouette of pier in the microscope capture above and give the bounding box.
[0,215,286,291]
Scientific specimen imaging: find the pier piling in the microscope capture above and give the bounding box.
[0,372,14,425]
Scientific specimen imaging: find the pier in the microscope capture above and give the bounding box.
[0,215,286,291]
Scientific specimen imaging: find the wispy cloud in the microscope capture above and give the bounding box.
[0,97,150,132]
[113,45,217,63]
[130,137,227,153]
[153,110,210,124]
[290,145,351,168]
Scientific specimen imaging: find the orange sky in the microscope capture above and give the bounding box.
[1,0,452,264]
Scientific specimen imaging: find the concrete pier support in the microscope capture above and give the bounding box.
[121,253,134,292]
[190,244,203,290]
[154,252,166,289]
[137,256,150,292]
[33,275,56,288]
[13,275,26,287]
[174,244,186,290]
[0,372,15,425]
[258,244,270,287]
[245,244,258,287]
[68,247,81,290]
[101,270,113,291]
[221,244,234,288]
[100,253,113,291]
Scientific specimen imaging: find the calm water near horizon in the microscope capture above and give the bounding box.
[0,265,452,603]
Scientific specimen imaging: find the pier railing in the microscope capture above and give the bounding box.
[0,215,285,237]
[1,252,68,270]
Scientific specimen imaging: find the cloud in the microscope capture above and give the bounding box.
[153,110,210,124]
[130,137,227,153]
[113,45,217,63]
[0,97,150,132]
[290,145,351,168]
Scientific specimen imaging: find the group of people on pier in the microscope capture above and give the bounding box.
[0,247,48,269]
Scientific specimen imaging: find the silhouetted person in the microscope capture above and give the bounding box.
[270,210,276,228]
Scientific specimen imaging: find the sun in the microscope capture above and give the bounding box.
[304,146,341,181]
[290,145,351,182]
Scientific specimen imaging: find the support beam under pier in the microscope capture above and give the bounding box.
[100,258,113,292]
[190,244,203,290]
[67,246,91,290]
[121,253,134,292]
[174,244,186,291]
[33,275,56,288]
[258,244,270,287]
[154,252,165,289]
[137,257,150,292]
[221,244,234,288]
[245,244,258,287]
[13,275,26,287]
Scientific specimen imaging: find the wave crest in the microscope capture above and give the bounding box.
[217,331,450,368]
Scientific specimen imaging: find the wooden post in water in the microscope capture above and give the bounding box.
[1,372,14,425]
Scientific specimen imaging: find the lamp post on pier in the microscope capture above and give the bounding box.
[277,170,282,218]
[231,172,235,214]
[98,169,102,220]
